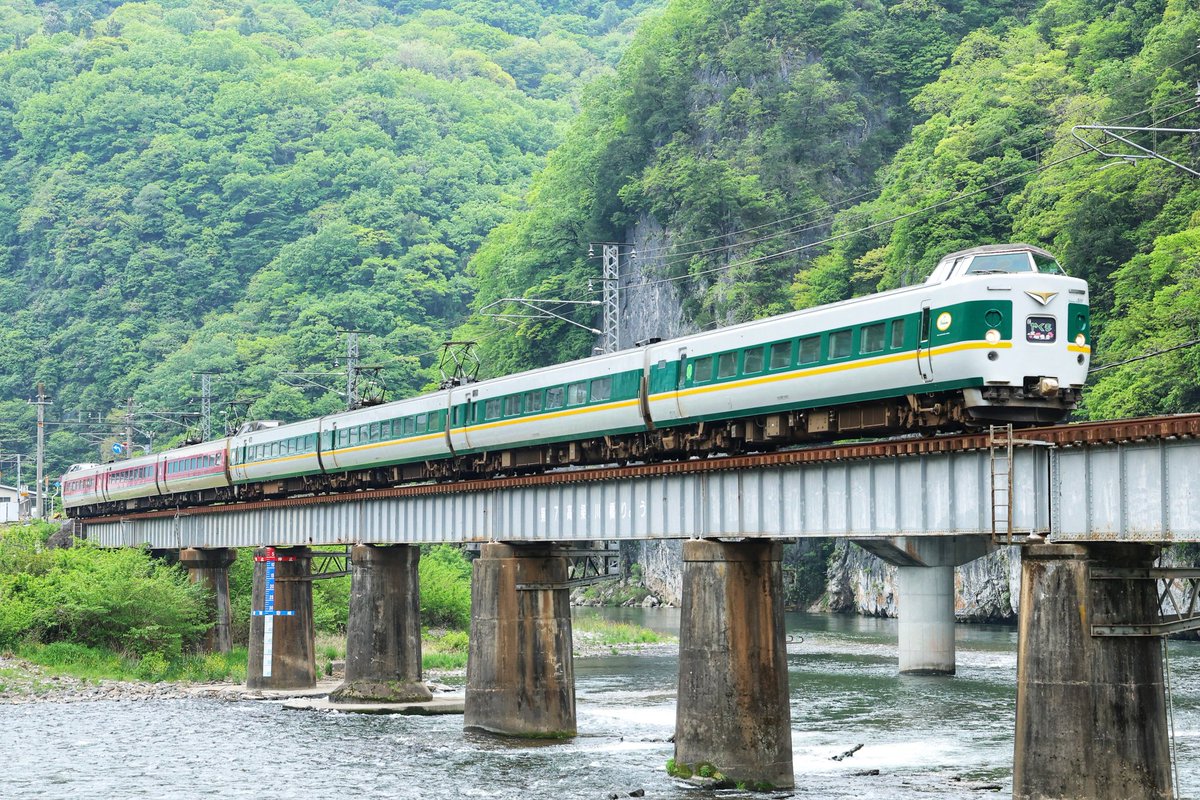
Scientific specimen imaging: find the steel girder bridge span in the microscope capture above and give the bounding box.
[81,415,1200,799]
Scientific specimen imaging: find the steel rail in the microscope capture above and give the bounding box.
[83,414,1200,525]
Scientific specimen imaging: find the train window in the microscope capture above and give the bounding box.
[504,395,521,417]
[590,377,612,402]
[798,337,819,365]
[567,382,587,406]
[769,342,792,370]
[525,391,543,413]
[348,428,359,446]
[717,352,737,379]
[485,399,502,420]
[890,319,906,349]
[743,347,764,374]
[547,387,565,409]
[1032,252,1064,275]
[829,330,852,359]
[404,417,415,434]
[369,423,380,441]
[966,252,1033,274]
[415,414,428,433]
[862,323,885,354]
[692,356,713,383]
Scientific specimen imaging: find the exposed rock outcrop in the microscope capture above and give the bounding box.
[814,540,1021,622]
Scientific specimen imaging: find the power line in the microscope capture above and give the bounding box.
[1089,338,1200,374]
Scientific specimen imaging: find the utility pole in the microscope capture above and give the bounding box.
[199,372,213,441]
[32,383,51,519]
[340,330,363,410]
[125,397,134,460]
[602,244,620,354]
[588,242,635,354]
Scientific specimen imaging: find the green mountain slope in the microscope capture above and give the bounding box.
[0,0,656,473]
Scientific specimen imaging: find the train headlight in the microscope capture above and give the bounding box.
[985,329,1001,344]
[1075,333,1085,346]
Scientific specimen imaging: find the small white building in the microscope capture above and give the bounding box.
[0,483,22,523]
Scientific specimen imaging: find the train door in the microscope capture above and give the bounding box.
[675,346,688,417]
[918,301,934,382]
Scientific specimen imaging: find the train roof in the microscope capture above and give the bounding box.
[932,242,1055,269]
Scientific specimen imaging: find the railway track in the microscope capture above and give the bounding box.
[83,414,1200,524]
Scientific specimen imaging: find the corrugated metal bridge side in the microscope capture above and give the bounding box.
[83,415,1200,549]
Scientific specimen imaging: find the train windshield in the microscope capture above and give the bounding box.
[965,252,1034,274]
[1032,251,1066,274]
[962,251,1068,276]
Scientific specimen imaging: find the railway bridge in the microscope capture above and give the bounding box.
[83,415,1200,799]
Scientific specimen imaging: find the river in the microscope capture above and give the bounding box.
[4,610,1200,799]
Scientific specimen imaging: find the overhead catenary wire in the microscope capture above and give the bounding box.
[1088,338,1200,374]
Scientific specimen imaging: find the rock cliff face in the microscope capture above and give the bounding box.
[633,539,684,607]
[814,540,1021,621]
[619,214,696,349]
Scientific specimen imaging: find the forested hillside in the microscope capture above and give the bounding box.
[0,0,656,471]
[469,0,1200,424]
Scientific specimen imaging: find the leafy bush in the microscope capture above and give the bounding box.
[419,545,472,630]
[0,527,209,658]
[135,652,169,682]
[313,575,351,634]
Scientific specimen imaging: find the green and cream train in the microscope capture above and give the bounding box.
[63,243,1090,517]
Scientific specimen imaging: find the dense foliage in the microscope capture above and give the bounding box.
[0,0,656,476]
[0,522,209,657]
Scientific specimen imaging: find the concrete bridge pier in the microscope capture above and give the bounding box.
[178,547,237,654]
[1013,543,1172,800]
[856,535,992,675]
[246,546,316,690]
[465,543,575,737]
[674,539,793,791]
[331,544,431,704]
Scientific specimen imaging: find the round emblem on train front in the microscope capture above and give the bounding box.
[936,312,952,332]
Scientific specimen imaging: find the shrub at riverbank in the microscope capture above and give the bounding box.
[0,523,209,658]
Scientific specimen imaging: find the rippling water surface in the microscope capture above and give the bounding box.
[5,610,1200,799]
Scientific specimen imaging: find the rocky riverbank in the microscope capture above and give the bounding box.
[0,655,219,704]
[0,633,678,704]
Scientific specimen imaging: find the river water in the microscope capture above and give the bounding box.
[5,610,1200,799]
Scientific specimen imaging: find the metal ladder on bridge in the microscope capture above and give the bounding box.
[989,424,1015,545]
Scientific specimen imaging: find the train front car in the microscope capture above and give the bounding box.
[926,244,1088,424]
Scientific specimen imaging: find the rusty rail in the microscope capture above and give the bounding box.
[85,414,1200,525]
